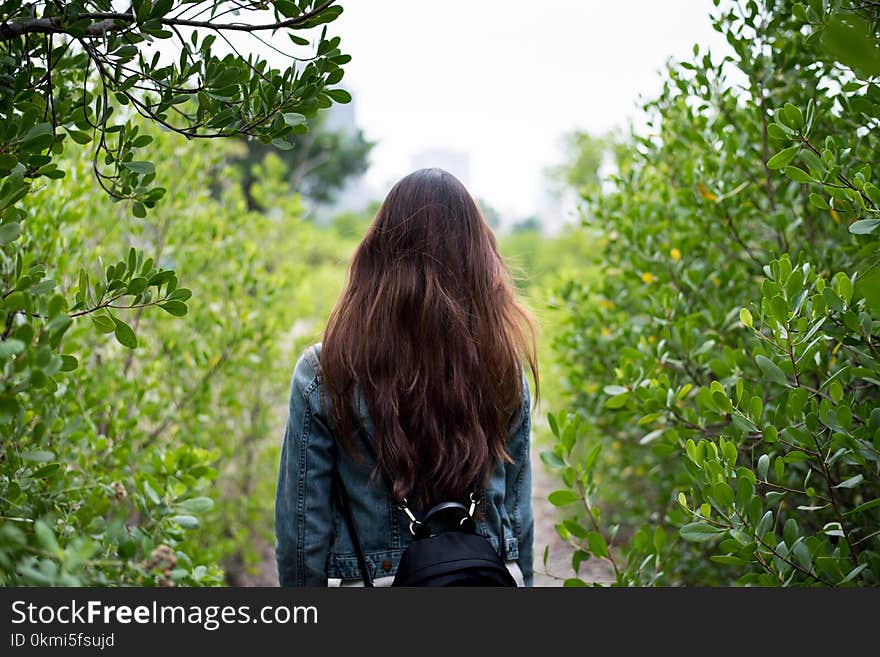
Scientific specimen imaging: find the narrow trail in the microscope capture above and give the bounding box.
[529,446,614,586]
[233,448,613,587]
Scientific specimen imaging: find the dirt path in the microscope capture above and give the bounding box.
[529,447,614,586]
[234,447,613,587]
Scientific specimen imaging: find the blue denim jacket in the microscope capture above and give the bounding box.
[274,343,534,586]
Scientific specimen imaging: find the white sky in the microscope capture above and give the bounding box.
[330,0,731,224]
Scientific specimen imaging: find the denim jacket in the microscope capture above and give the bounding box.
[274,343,534,586]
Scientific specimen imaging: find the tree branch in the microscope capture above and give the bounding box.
[0,1,337,41]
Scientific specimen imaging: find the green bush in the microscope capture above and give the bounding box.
[0,0,353,584]
[546,0,880,586]
[0,115,364,585]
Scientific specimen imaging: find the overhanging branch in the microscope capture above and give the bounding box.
[0,0,336,41]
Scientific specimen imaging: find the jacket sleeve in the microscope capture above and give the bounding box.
[275,350,336,586]
[504,372,534,586]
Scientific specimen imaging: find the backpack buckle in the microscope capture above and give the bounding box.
[398,498,422,535]
[466,492,478,518]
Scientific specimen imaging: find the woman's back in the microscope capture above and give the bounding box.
[275,342,533,586]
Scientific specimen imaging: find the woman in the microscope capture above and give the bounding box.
[274,167,538,586]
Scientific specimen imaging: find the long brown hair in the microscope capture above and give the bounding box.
[321,168,538,507]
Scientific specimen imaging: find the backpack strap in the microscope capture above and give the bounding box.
[331,441,373,587]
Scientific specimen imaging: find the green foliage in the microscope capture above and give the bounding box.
[545,130,608,198]
[1,1,351,585]
[548,0,880,586]
[233,109,375,210]
[0,1,349,216]
[1,116,361,585]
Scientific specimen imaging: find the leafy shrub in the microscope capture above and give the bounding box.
[0,0,352,584]
[545,0,880,586]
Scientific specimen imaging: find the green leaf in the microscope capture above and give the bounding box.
[605,392,630,409]
[0,339,26,358]
[749,395,763,421]
[168,514,200,529]
[838,563,868,585]
[756,510,774,536]
[783,103,804,130]
[60,354,78,371]
[22,450,55,462]
[65,129,92,144]
[766,145,799,169]
[792,541,812,571]
[21,123,53,148]
[32,463,60,479]
[34,520,58,554]
[766,123,789,140]
[832,272,853,304]
[782,166,815,183]
[739,307,753,328]
[167,288,192,302]
[274,0,299,18]
[563,520,589,540]
[755,355,788,386]
[587,531,609,558]
[828,380,843,403]
[563,578,589,587]
[547,412,559,437]
[757,454,770,480]
[679,522,725,542]
[111,316,138,349]
[159,300,188,316]
[175,497,214,513]
[808,193,829,210]
[799,149,825,173]
[282,112,307,126]
[142,480,161,505]
[548,490,581,506]
[123,161,155,175]
[844,498,880,516]
[603,384,628,395]
[848,219,880,235]
[833,474,863,489]
[712,482,734,508]
[325,88,352,103]
[821,14,880,78]
[783,518,799,546]
[127,277,148,295]
[711,554,747,566]
[540,451,565,468]
[0,221,21,244]
[91,314,116,334]
[583,443,601,472]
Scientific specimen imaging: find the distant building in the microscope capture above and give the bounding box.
[410,148,471,187]
[534,184,566,235]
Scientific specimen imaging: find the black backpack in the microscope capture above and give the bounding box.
[331,434,516,587]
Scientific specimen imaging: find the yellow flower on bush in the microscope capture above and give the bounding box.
[670,247,681,262]
[601,326,612,336]
[698,182,718,201]
[641,272,656,284]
